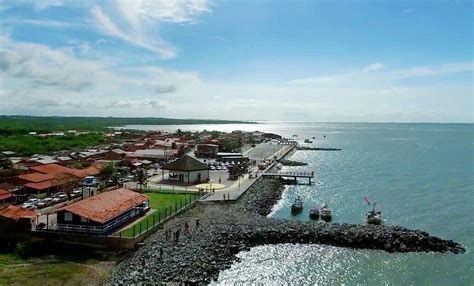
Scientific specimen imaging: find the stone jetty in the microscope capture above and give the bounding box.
[107,178,465,284]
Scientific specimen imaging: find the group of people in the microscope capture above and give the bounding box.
[164,219,201,244]
[222,193,231,200]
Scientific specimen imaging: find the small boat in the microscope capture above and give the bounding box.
[312,137,315,139]
[309,208,319,220]
[366,203,382,225]
[291,196,303,214]
[320,204,332,222]
[304,139,313,143]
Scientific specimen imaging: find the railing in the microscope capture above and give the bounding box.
[264,171,314,178]
[113,194,201,239]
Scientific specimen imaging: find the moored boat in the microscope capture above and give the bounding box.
[320,204,332,222]
[309,208,319,220]
[366,203,382,225]
[291,196,303,214]
[304,139,313,143]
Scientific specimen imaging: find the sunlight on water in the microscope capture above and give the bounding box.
[130,123,474,284]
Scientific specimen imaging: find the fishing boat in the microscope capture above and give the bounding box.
[304,139,313,143]
[309,208,319,220]
[320,204,332,222]
[291,196,303,214]
[366,203,382,225]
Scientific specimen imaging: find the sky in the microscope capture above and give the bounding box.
[0,0,472,122]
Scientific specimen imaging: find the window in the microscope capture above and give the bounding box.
[64,212,72,222]
[81,216,88,223]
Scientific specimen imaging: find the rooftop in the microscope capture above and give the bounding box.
[162,155,209,172]
[0,205,38,221]
[59,188,148,224]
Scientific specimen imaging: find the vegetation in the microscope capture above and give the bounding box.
[0,250,116,285]
[120,192,198,237]
[0,116,254,135]
[133,168,148,192]
[0,133,107,156]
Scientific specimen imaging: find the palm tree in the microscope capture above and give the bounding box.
[111,171,121,188]
[134,168,147,193]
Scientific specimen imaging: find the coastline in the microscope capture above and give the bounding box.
[107,178,465,284]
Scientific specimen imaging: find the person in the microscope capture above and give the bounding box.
[227,193,230,200]
[159,247,164,259]
[219,177,222,184]
[140,257,146,269]
[223,193,226,200]
[195,219,200,228]
[184,221,189,234]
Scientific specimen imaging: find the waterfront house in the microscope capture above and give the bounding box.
[55,188,149,234]
[161,155,209,184]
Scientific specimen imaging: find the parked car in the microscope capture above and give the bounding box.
[52,194,68,203]
[21,204,36,210]
[24,198,40,205]
[70,190,82,198]
[36,197,54,208]
[51,192,66,198]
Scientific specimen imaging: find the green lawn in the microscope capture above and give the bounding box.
[0,253,114,286]
[119,192,199,238]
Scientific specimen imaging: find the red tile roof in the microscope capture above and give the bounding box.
[30,163,103,179]
[24,173,78,190]
[19,172,56,183]
[60,188,148,224]
[0,189,12,200]
[0,205,38,221]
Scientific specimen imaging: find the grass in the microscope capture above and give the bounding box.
[119,192,199,238]
[0,252,116,286]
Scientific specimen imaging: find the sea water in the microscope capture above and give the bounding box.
[125,123,474,285]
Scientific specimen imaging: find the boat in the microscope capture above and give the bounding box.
[320,204,332,222]
[304,139,313,143]
[366,203,382,225]
[312,137,315,139]
[309,208,319,220]
[291,196,303,214]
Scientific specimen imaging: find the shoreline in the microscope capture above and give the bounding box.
[107,178,465,284]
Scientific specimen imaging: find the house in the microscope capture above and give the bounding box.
[0,183,16,204]
[161,155,209,184]
[0,205,39,230]
[55,188,149,234]
[195,144,219,158]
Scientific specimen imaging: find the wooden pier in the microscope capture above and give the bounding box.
[263,171,314,185]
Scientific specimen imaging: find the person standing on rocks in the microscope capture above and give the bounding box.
[195,219,200,229]
[159,247,164,259]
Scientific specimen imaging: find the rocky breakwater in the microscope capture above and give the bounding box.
[107,178,465,284]
[279,159,308,166]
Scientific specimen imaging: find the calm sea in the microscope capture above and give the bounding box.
[124,122,474,285]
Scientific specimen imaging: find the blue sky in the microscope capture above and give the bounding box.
[0,0,472,122]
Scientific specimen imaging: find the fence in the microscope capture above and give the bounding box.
[113,194,200,239]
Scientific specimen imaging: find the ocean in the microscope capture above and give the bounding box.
[124,122,474,285]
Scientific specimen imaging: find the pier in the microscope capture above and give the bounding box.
[263,171,314,185]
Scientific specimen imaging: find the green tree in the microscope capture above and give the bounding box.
[0,158,13,170]
[134,168,147,193]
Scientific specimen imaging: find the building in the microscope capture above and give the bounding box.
[55,188,149,234]
[127,148,178,161]
[161,155,209,185]
[195,144,219,158]
[0,205,39,230]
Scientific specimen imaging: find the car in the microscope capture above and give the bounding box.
[70,190,82,198]
[51,192,66,198]
[36,197,54,208]
[52,194,68,203]
[21,203,36,210]
[24,198,40,205]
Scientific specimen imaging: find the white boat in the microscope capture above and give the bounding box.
[366,203,382,225]
[320,204,332,222]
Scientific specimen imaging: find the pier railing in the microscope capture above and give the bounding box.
[263,171,314,178]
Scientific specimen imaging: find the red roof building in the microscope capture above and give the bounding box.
[55,188,149,234]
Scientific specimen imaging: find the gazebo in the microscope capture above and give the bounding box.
[161,155,210,184]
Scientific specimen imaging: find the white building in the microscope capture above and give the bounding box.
[161,155,209,185]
